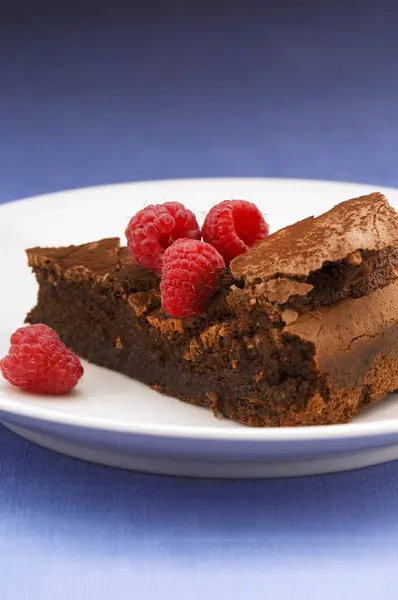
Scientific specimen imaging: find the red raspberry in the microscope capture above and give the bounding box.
[125,202,201,273]
[0,324,83,394]
[202,200,269,263]
[160,239,225,318]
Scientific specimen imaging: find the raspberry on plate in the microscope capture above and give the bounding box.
[202,199,269,263]
[125,202,201,274]
[0,324,84,394]
[160,238,225,318]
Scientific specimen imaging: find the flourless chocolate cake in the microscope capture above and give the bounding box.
[26,193,398,426]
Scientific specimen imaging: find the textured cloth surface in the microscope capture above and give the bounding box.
[1,1,398,598]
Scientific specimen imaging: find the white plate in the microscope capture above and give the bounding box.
[1,178,398,478]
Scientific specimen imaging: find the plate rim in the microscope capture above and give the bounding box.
[1,394,398,444]
[1,176,398,445]
[1,175,398,211]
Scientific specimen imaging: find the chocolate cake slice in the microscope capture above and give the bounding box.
[26,192,398,427]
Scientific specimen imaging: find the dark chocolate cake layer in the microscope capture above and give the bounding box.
[26,193,398,426]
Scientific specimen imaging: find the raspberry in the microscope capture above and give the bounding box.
[0,324,83,394]
[202,200,269,264]
[160,239,225,318]
[125,202,201,273]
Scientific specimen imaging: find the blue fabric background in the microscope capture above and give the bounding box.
[1,1,398,597]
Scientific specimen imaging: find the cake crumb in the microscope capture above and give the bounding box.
[128,291,158,316]
[281,309,299,326]
[200,323,229,345]
[232,359,239,369]
[346,250,363,266]
[115,336,123,350]
[307,393,326,415]
[184,339,202,361]
[147,313,184,339]
[46,274,58,286]
[255,371,264,383]
[248,397,260,404]
[245,335,261,349]
[184,324,230,361]
[207,392,219,416]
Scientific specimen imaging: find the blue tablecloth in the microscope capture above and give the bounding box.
[1,2,398,598]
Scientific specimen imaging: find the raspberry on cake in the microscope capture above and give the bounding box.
[202,199,269,263]
[160,239,225,318]
[125,202,201,273]
[25,193,398,426]
[0,324,83,394]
